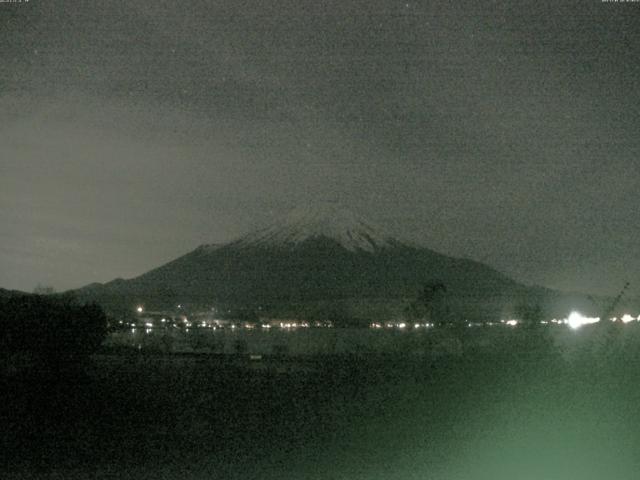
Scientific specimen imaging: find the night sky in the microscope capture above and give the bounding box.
[1,0,639,295]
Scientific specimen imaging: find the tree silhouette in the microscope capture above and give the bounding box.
[407,282,450,325]
[0,294,107,366]
[514,301,543,328]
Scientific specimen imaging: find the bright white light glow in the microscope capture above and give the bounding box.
[136,306,143,313]
[621,314,635,324]
[505,320,518,327]
[567,311,600,329]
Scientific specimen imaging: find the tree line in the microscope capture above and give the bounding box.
[0,292,107,370]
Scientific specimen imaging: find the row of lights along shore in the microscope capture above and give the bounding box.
[130,306,639,332]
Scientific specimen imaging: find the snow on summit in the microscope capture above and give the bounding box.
[234,203,400,252]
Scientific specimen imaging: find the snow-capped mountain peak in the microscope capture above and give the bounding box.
[234,203,400,252]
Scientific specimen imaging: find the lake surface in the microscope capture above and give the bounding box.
[3,334,640,479]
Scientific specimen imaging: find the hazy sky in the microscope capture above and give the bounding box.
[1,0,639,295]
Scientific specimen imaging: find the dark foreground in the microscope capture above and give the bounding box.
[2,337,640,479]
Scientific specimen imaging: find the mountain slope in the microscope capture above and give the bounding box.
[74,205,586,321]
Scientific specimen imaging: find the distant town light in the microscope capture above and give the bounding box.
[621,314,635,324]
[505,319,518,327]
[136,306,143,313]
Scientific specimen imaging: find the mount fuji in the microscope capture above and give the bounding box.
[75,204,584,322]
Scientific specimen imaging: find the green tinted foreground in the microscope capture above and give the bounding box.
[2,347,639,480]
